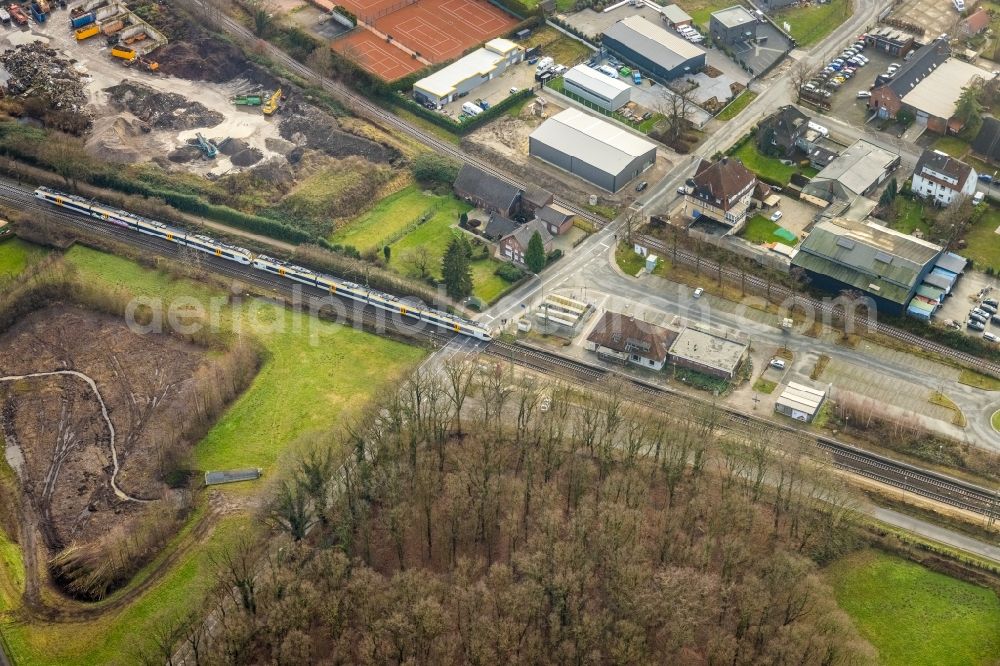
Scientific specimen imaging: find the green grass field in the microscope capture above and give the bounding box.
[961,207,1000,273]
[616,245,647,275]
[330,185,442,250]
[771,0,852,46]
[716,90,757,121]
[0,245,428,665]
[732,141,816,185]
[0,237,46,279]
[386,202,515,304]
[524,26,592,65]
[740,215,797,246]
[826,550,1000,666]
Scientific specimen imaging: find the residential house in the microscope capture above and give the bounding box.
[585,311,678,370]
[521,185,554,216]
[482,213,519,242]
[535,203,575,236]
[498,218,553,267]
[454,163,522,216]
[911,149,977,206]
[684,156,758,232]
[960,9,990,37]
[757,105,809,157]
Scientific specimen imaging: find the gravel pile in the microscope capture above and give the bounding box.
[104,80,224,130]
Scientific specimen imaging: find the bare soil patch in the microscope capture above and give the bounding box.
[105,80,224,130]
[0,304,207,552]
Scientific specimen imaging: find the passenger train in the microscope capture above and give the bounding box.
[34,186,492,340]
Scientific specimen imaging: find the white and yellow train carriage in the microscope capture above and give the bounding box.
[36,187,491,341]
[34,186,253,265]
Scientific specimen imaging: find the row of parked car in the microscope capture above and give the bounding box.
[672,23,703,44]
[801,35,870,100]
[963,297,1000,338]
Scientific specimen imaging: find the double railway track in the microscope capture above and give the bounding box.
[487,340,1000,519]
[9,180,998,519]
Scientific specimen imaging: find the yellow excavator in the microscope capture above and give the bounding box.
[262,88,282,116]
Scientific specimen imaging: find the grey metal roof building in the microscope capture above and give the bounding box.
[602,15,706,81]
[529,108,657,192]
[791,216,943,313]
[775,382,828,422]
[563,64,631,112]
[801,139,900,203]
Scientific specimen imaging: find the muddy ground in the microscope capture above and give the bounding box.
[0,304,206,551]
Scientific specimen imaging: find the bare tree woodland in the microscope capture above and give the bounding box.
[171,360,876,665]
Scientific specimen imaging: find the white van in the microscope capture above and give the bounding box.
[597,64,619,79]
[461,101,484,116]
[535,56,554,73]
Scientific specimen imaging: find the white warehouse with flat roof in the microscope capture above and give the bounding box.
[563,64,631,111]
[413,38,523,105]
[528,108,657,192]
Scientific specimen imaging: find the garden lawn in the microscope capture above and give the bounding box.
[961,207,1000,272]
[932,135,970,158]
[732,141,815,185]
[331,185,442,250]
[386,201,516,303]
[740,215,797,246]
[616,245,647,275]
[64,245,427,472]
[771,0,852,46]
[891,197,929,235]
[717,90,757,121]
[826,550,1000,666]
[0,237,46,279]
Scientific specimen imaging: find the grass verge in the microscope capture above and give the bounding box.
[959,368,1000,390]
[825,549,1000,666]
[615,244,647,275]
[753,378,776,394]
[0,237,47,279]
[929,391,967,428]
[716,90,757,121]
[330,184,442,250]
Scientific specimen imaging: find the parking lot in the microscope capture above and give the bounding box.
[437,61,538,118]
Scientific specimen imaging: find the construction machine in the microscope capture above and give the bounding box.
[195,132,218,158]
[261,88,282,116]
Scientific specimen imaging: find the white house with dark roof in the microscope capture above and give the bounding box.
[911,149,977,206]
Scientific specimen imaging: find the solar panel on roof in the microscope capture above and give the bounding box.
[874,250,893,264]
[836,237,856,249]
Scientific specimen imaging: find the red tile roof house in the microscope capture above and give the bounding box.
[683,156,760,233]
[498,218,553,267]
[585,311,678,371]
[960,9,990,37]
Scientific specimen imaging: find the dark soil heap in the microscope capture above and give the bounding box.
[104,80,224,130]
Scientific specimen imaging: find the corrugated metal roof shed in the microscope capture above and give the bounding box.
[935,251,967,274]
[808,139,899,198]
[660,4,692,23]
[205,468,262,485]
[604,15,705,70]
[415,48,504,98]
[901,59,996,120]
[564,64,631,101]
[530,108,657,175]
[776,382,826,416]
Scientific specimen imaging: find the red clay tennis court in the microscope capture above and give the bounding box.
[332,0,518,80]
[332,30,426,79]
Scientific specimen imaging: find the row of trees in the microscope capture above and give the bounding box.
[154,361,876,664]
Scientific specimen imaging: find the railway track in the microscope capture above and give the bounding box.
[184,1,608,230]
[637,234,1000,378]
[486,340,1000,519]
